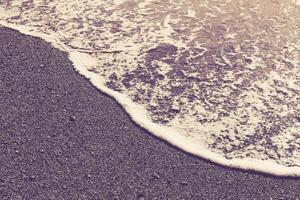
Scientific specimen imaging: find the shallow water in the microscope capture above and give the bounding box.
[0,0,299,176]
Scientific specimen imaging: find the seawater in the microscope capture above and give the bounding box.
[0,0,299,176]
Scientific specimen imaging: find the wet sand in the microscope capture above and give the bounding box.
[0,27,300,199]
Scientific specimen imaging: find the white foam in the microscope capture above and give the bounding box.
[187,8,196,18]
[113,0,127,5]
[69,52,98,68]
[68,41,300,177]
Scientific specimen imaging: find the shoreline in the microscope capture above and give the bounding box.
[2,21,299,177]
[1,27,300,199]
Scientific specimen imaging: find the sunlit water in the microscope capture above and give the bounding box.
[0,0,299,176]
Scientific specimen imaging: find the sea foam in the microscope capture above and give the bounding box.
[0,0,299,176]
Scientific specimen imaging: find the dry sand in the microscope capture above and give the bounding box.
[0,27,300,199]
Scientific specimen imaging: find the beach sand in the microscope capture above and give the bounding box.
[0,27,299,199]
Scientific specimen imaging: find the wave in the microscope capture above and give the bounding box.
[1,0,300,176]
